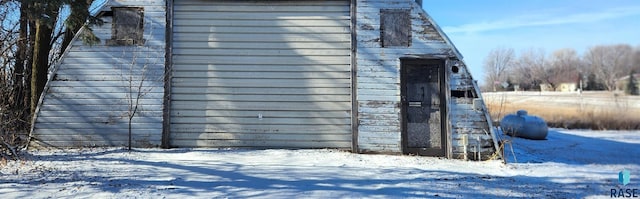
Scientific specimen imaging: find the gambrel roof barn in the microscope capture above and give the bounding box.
[30,0,501,160]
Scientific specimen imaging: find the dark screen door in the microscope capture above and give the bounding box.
[401,59,446,156]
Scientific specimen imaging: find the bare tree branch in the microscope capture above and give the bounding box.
[584,44,634,91]
[483,47,515,91]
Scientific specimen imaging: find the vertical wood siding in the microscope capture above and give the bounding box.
[30,0,166,148]
[356,0,497,158]
[170,0,352,148]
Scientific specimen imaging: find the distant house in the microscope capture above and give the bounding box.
[540,82,577,92]
[29,0,500,160]
[539,84,553,92]
[557,83,578,92]
[539,71,580,92]
[615,73,640,92]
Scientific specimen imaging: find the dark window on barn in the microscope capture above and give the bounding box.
[451,90,477,98]
[380,9,411,47]
[107,7,144,45]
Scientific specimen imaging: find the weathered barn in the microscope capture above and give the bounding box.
[30,0,501,160]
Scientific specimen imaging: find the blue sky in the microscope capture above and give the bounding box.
[422,0,640,85]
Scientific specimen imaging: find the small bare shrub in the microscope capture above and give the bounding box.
[0,74,30,161]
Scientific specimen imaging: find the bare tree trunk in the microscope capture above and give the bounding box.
[128,116,132,150]
[14,3,28,88]
[24,19,35,112]
[30,17,57,114]
[14,2,31,122]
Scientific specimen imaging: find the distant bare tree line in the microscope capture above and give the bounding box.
[483,44,640,92]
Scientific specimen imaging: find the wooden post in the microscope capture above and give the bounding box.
[476,136,481,161]
[462,134,468,161]
[161,0,174,148]
[350,0,359,153]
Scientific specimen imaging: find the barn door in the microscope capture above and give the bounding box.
[401,59,446,156]
[169,0,352,148]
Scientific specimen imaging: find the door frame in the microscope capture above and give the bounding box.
[400,58,447,157]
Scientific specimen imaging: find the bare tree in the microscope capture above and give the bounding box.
[119,22,161,150]
[584,44,634,91]
[0,1,29,160]
[548,48,582,90]
[483,47,515,91]
[1,73,30,160]
[122,47,156,150]
[509,62,535,90]
[514,48,554,90]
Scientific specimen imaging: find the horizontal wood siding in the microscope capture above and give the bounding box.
[170,0,352,148]
[449,64,497,160]
[31,0,166,148]
[356,0,497,158]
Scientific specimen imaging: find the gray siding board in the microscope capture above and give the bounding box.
[171,94,350,102]
[170,124,351,134]
[30,0,166,148]
[172,71,350,79]
[171,101,351,111]
[174,42,350,49]
[174,5,350,12]
[171,133,353,144]
[171,140,352,149]
[48,80,163,88]
[173,65,351,72]
[173,49,351,56]
[171,117,351,125]
[358,137,401,145]
[172,87,351,95]
[38,110,162,117]
[47,92,164,99]
[174,1,348,6]
[357,144,400,153]
[36,116,161,123]
[171,19,350,27]
[173,33,351,42]
[34,131,161,137]
[172,110,350,118]
[358,96,400,102]
[40,98,162,106]
[34,140,161,148]
[54,75,163,81]
[39,104,164,112]
[173,56,349,65]
[174,13,349,20]
[175,26,351,34]
[35,123,162,130]
[171,78,350,88]
[56,68,165,75]
[63,51,165,59]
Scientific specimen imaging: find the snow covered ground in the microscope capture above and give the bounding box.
[1,129,639,198]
